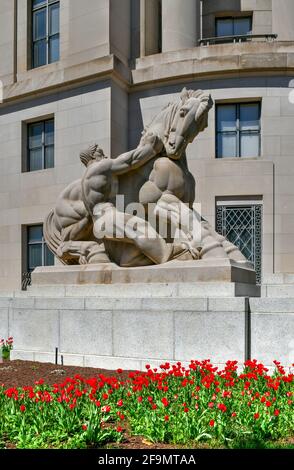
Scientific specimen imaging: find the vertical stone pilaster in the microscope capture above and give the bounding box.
[140,0,161,57]
[161,0,200,52]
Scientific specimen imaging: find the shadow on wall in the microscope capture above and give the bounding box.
[0,80,3,104]
[0,80,111,117]
[129,75,293,150]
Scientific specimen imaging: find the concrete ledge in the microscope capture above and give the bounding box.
[27,281,259,298]
[250,298,294,313]
[133,42,294,85]
[3,54,130,103]
[266,285,294,298]
[31,259,256,293]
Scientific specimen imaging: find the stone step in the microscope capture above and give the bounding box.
[263,274,294,285]
[250,297,294,313]
[263,284,294,298]
[5,295,247,312]
[25,281,260,298]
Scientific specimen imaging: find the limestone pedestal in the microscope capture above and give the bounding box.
[0,259,267,370]
[31,259,259,297]
[4,292,250,370]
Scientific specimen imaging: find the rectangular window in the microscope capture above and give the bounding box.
[216,103,261,158]
[27,224,54,272]
[27,118,54,171]
[32,0,60,68]
[216,16,252,38]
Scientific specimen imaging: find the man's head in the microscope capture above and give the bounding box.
[80,144,107,167]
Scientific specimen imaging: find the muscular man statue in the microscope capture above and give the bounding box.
[81,133,197,267]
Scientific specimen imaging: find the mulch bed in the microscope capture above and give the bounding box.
[0,359,132,388]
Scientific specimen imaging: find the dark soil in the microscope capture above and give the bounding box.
[0,359,132,388]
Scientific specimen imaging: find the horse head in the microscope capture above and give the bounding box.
[165,88,213,159]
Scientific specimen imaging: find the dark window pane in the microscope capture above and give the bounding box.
[216,19,233,37]
[49,35,60,63]
[29,122,43,148]
[28,225,43,242]
[45,245,54,266]
[217,133,237,158]
[28,244,42,270]
[240,103,260,131]
[33,0,46,8]
[29,148,43,171]
[45,145,54,168]
[234,17,252,35]
[240,133,260,157]
[45,120,54,145]
[33,9,46,40]
[217,105,237,132]
[33,39,47,67]
[49,3,60,35]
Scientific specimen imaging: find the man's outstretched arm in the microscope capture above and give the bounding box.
[111,133,164,175]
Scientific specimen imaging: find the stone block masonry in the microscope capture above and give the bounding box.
[1,287,292,370]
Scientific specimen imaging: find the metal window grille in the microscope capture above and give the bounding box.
[216,204,262,284]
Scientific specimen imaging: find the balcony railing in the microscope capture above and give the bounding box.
[199,33,278,46]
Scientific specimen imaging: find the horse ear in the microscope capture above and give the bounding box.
[180,87,189,103]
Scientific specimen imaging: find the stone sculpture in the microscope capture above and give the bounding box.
[44,88,247,267]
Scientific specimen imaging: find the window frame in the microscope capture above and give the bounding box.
[216,102,261,159]
[27,224,54,272]
[31,0,60,69]
[215,15,253,38]
[27,118,54,172]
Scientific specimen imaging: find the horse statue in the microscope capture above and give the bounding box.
[44,88,247,266]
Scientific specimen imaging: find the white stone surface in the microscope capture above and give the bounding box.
[10,350,34,361]
[162,0,199,52]
[83,354,142,371]
[85,297,142,310]
[178,282,235,297]
[266,285,294,298]
[34,297,85,310]
[4,289,294,368]
[174,311,245,363]
[59,310,113,356]
[251,313,294,365]
[250,298,294,313]
[60,354,84,367]
[10,309,59,352]
[113,310,174,359]
[0,308,9,339]
[141,297,208,311]
[65,283,178,298]
[33,353,57,364]
[208,297,246,312]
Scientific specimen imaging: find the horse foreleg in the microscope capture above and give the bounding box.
[153,193,200,259]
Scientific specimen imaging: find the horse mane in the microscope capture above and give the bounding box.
[141,100,178,141]
[180,88,213,122]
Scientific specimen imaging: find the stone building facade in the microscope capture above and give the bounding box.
[0,0,294,291]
